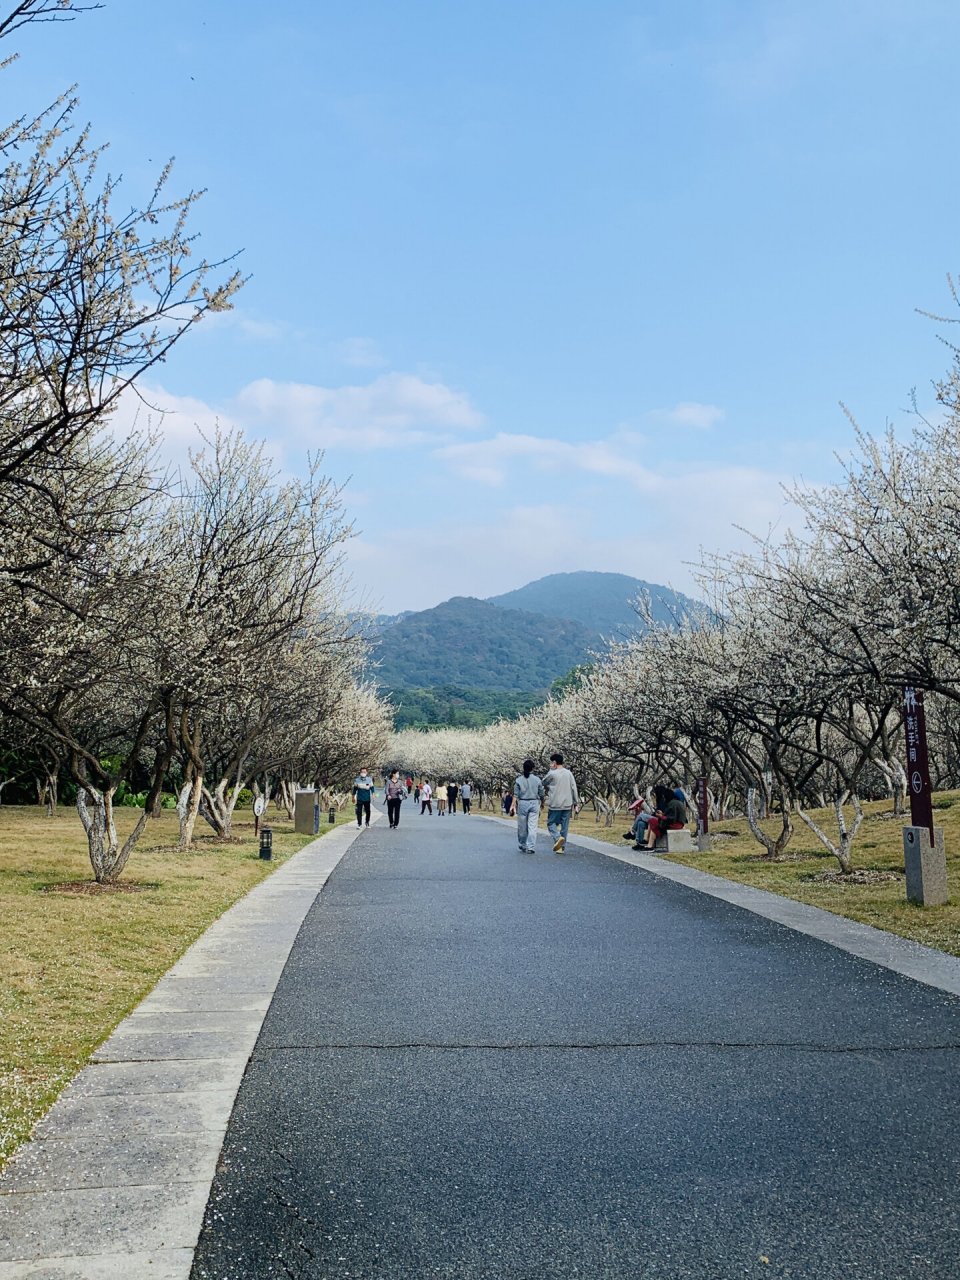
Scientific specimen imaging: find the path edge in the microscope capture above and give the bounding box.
[0,813,379,1279]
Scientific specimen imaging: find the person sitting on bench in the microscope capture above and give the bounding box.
[623,785,669,849]
[645,787,688,849]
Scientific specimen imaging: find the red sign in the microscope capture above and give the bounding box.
[904,686,935,844]
[696,775,709,835]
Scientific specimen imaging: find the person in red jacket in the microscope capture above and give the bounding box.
[645,788,688,848]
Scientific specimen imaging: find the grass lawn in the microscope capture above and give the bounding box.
[567,795,960,958]
[0,803,327,1171]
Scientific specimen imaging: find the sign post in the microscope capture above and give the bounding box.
[695,774,710,852]
[902,686,948,906]
[253,795,266,837]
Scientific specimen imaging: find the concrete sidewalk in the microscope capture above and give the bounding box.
[0,814,377,1280]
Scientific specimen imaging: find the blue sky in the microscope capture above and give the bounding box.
[8,0,960,610]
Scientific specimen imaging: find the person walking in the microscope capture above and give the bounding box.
[385,770,407,829]
[414,780,421,804]
[510,759,545,854]
[543,752,580,854]
[352,767,375,829]
[460,781,472,814]
[447,781,458,814]
[420,780,432,815]
[436,783,447,816]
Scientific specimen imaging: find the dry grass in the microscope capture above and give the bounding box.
[566,795,960,957]
[0,804,325,1170]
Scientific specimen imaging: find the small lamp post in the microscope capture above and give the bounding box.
[259,827,273,860]
[328,806,336,825]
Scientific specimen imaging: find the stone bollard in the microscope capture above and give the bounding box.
[294,790,317,836]
[903,826,949,907]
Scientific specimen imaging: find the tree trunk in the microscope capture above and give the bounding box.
[796,791,863,874]
[892,775,907,818]
[201,777,245,840]
[77,787,147,883]
[277,778,296,820]
[746,787,794,859]
[177,774,204,848]
[888,760,907,817]
[198,786,225,837]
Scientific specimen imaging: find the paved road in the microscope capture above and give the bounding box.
[191,805,960,1279]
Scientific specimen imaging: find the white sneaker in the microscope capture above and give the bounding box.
[553,836,565,854]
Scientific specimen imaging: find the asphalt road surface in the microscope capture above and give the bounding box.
[191,803,960,1279]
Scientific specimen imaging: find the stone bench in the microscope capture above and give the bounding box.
[654,827,695,854]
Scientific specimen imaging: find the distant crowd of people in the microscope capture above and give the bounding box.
[360,753,583,857]
[351,770,474,830]
[351,764,688,856]
[413,777,474,816]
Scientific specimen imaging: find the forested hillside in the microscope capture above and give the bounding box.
[373,597,596,692]
[386,686,545,729]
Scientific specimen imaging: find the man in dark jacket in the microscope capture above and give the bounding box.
[352,769,375,828]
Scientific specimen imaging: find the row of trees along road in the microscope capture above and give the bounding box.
[0,2,391,881]
[389,310,960,875]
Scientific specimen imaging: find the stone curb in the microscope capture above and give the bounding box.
[480,813,960,998]
[0,814,378,1278]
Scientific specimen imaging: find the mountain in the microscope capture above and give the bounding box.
[373,596,597,693]
[487,571,700,637]
[372,572,707,729]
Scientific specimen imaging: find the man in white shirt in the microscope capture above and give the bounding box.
[543,752,580,854]
[420,781,433,815]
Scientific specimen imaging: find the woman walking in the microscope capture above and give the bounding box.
[385,770,407,829]
[436,783,447,816]
[510,758,545,854]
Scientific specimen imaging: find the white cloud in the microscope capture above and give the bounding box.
[436,432,658,491]
[332,336,388,369]
[201,309,286,342]
[660,401,725,430]
[235,372,484,449]
[349,465,799,614]
[109,371,485,463]
[108,383,240,470]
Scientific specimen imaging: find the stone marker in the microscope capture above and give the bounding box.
[294,789,317,835]
[903,825,949,907]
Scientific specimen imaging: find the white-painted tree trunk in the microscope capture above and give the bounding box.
[796,791,863,874]
[177,775,204,849]
[77,787,148,883]
[745,786,794,859]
